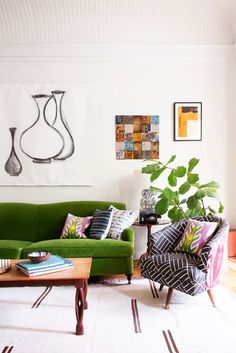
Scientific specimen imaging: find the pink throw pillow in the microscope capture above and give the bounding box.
[175,219,218,255]
[60,213,92,239]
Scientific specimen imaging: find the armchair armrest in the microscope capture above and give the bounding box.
[198,219,229,288]
[121,227,134,243]
[150,220,188,255]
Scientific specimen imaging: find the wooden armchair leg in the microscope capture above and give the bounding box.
[164,288,174,309]
[159,284,164,291]
[207,289,216,307]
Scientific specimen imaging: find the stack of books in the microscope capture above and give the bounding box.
[15,255,74,277]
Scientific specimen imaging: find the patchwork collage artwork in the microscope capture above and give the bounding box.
[115,115,159,160]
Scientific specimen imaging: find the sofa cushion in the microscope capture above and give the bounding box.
[36,201,126,242]
[61,214,92,239]
[0,203,38,242]
[108,205,138,240]
[88,209,113,240]
[21,238,133,258]
[0,240,34,259]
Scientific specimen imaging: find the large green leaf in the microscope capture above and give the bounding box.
[186,195,201,209]
[218,203,224,213]
[195,190,207,199]
[179,182,191,194]
[187,173,199,184]
[163,187,176,200]
[150,186,163,193]
[171,208,185,223]
[208,207,217,215]
[200,181,220,189]
[168,170,177,187]
[167,155,176,164]
[150,166,166,182]
[190,207,206,217]
[142,163,160,174]
[155,198,169,215]
[205,190,219,199]
[188,158,199,172]
[168,206,177,219]
[175,166,186,178]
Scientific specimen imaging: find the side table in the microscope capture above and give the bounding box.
[133,219,170,263]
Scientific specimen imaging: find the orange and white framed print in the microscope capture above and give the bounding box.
[174,102,202,141]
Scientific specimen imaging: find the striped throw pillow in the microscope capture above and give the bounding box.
[108,206,138,240]
[88,209,113,240]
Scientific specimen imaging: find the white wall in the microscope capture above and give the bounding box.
[0,48,234,258]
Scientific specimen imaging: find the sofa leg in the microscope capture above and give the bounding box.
[126,274,132,284]
[207,289,216,307]
[164,288,173,309]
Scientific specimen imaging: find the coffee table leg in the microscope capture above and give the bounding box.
[84,279,88,310]
[75,286,84,335]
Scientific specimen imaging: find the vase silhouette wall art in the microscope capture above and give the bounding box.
[5,127,22,176]
[20,91,75,164]
[0,83,92,186]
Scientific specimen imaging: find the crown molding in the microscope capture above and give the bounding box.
[0,44,235,59]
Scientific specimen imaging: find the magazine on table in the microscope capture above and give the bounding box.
[15,256,74,276]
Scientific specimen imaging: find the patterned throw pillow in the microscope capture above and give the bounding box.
[87,209,113,240]
[175,218,218,255]
[61,213,92,239]
[108,205,138,240]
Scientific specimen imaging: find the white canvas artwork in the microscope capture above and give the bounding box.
[0,83,94,185]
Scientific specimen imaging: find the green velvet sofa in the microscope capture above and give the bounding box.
[0,201,134,282]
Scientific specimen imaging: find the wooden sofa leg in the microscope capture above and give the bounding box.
[159,284,164,291]
[207,289,216,307]
[126,274,132,284]
[164,288,173,309]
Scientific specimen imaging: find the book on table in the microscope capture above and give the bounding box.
[15,255,74,277]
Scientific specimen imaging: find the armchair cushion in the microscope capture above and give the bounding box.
[141,252,206,296]
[175,218,218,255]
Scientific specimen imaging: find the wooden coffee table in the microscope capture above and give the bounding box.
[0,257,92,335]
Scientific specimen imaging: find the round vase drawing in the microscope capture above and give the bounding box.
[51,90,75,161]
[5,127,22,176]
[20,94,64,163]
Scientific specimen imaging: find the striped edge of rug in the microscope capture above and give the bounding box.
[162,329,180,353]
[149,279,159,298]
[31,286,52,308]
[131,299,141,333]
[1,346,14,353]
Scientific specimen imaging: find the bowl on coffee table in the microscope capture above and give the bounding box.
[28,251,51,263]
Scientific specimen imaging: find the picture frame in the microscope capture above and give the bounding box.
[174,102,202,141]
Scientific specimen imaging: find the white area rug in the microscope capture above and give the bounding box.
[0,278,236,353]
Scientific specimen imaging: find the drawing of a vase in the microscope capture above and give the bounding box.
[20,94,64,163]
[51,90,75,160]
[5,127,22,176]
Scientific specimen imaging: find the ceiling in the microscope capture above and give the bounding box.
[0,0,236,45]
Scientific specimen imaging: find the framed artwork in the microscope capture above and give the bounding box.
[174,102,202,141]
[0,83,94,185]
[115,115,159,160]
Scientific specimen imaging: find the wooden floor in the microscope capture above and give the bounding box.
[222,257,236,295]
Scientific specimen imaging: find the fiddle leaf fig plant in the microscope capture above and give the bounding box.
[142,155,224,223]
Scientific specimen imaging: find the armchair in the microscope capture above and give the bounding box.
[141,216,229,308]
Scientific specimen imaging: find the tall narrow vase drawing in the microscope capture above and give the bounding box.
[51,90,75,160]
[5,127,22,176]
[20,94,64,163]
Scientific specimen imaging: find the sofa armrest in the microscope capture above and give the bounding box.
[121,227,134,243]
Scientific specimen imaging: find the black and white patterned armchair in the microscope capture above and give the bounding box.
[141,216,229,308]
